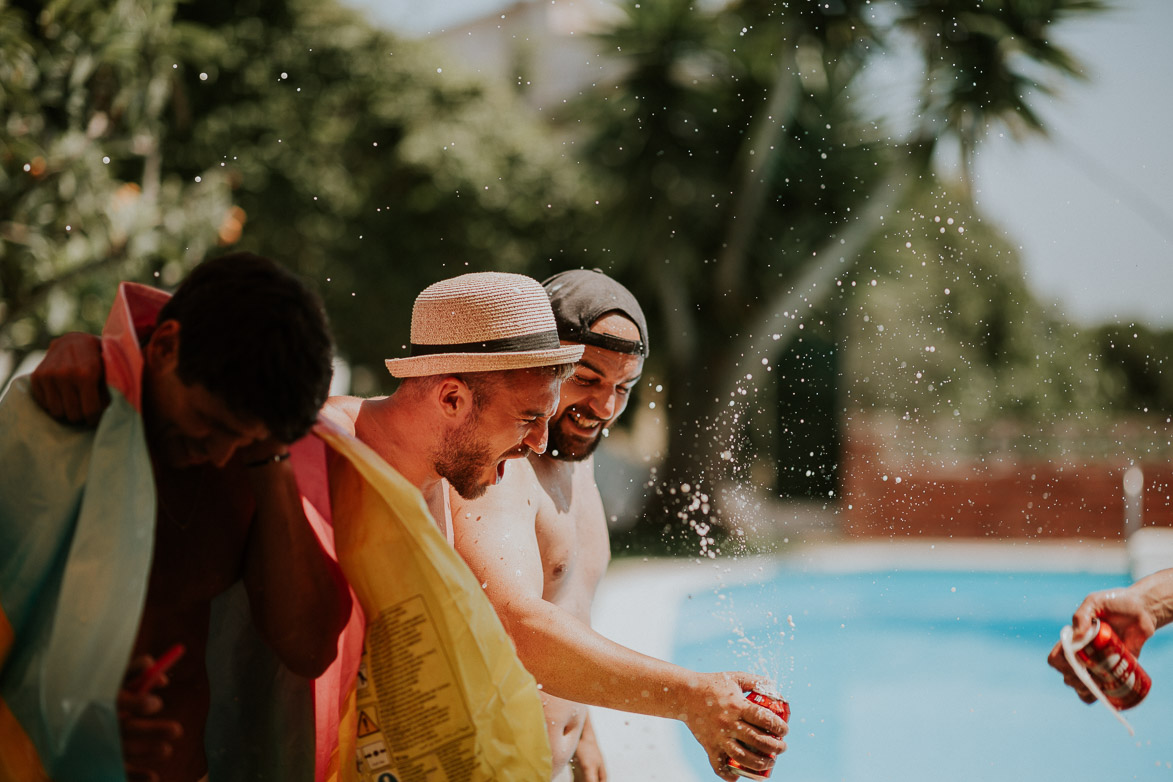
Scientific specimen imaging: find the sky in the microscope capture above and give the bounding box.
[972,0,1173,329]
[345,0,1173,329]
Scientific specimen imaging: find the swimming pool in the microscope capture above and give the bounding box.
[591,543,1173,782]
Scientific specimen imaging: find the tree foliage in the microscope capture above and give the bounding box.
[844,183,1111,426]
[0,0,232,379]
[160,0,593,392]
[0,0,592,391]
[560,0,1110,549]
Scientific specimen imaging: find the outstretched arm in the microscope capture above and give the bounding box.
[242,446,351,679]
[451,469,786,780]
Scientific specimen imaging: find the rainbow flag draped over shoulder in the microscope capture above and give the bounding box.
[0,283,318,781]
[0,283,162,780]
[300,410,551,782]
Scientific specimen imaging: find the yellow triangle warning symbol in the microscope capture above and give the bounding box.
[357,710,380,738]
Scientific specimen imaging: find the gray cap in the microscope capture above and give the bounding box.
[542,269,648,357]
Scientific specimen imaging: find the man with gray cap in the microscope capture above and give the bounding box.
[450,269,788,782]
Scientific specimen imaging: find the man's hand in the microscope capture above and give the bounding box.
[1047,586,1157,703]
[30,332,107,425]
[570,713,607,782]
[119,653,184,782]
[680,672,787,781]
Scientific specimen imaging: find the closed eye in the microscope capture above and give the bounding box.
[520,409,553,425]
[201,412,243,438]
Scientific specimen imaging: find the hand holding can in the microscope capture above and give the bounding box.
[727,686,790,780]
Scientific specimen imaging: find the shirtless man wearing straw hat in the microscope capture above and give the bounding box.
[450,269,788,782]
[323,271,584,536]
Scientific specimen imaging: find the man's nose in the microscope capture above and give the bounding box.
[588,390,617,421]
[523,422,549,455]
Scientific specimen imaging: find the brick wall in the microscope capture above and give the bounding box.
[841,428,1173,539]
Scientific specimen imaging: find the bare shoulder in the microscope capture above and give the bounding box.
[531,453,601,512]
[450,458,546,593]
[322,395,363,431]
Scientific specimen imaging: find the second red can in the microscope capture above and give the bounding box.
[1071,617,1151,710]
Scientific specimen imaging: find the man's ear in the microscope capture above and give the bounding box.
[434,375,475,422]
[143,319,181,374]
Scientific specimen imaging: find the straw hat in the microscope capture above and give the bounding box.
[385,272,585,378]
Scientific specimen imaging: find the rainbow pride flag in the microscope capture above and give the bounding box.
[0,283,316,780]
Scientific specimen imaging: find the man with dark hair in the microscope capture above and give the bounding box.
[0,253,351,782]
[149,253,333,445]
[450,269,788,782]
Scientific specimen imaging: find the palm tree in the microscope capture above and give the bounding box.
[575,0,1107,548]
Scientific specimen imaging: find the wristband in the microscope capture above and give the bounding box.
[244,451,292,468]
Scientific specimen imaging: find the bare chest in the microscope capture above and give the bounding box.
[534,467,611,616]
[140,466,254,647]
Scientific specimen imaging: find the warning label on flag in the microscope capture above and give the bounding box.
[357,709,381,738]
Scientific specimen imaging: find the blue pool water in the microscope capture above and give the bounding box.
[671,569,1173,781]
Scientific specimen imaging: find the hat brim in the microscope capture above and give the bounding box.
[385,345,585,378]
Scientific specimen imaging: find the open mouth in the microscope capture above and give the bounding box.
[495,459,507,484]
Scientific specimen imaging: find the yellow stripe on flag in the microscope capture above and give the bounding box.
[315,420,551,782]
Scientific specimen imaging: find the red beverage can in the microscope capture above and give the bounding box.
[1071,617,1151,710]
[726,686,790,780]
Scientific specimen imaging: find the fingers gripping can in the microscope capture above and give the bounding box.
[727,686,790,780]
[1071,617,1151,710]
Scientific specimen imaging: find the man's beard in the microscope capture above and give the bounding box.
[434,414,494,499]
[547,410,604,462]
